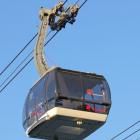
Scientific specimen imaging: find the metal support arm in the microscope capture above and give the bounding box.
[34,8,50,76]
[34,2,79,77]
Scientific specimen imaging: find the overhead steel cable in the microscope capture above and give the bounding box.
[121,128,140,140]
[0,33,38,76]
[65,0,80,12]
[0,58,33,93]
[79,0,88,9]
[0,0,69,91]
[0,0,69,77]
[0,30,52,90]
[0,51,33,88]
[44,31,59,46]
[111,120,140,140]
[0,0,88,94]
[63,0,69,5]
[0,30,59,93]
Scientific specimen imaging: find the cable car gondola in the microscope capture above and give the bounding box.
[23,2,111,139]
[23,67,111,140]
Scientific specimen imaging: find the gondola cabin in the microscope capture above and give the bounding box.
[23,67,111,140]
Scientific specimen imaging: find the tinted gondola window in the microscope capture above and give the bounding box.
[57,71,83,99]
[45,72,56,110]
[22,99,28,130]
[26,91,37,127]
[32,78,46,119]
[102,81,111,104]
[83,77,104,102]
[83,75,108,113]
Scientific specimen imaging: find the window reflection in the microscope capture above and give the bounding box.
[83,76,107,114]
[57,72,83,99]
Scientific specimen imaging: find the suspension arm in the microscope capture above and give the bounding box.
[34,1,80,77]
[34,8,50,76]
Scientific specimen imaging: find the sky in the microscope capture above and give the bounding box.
[0,0,140,140]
